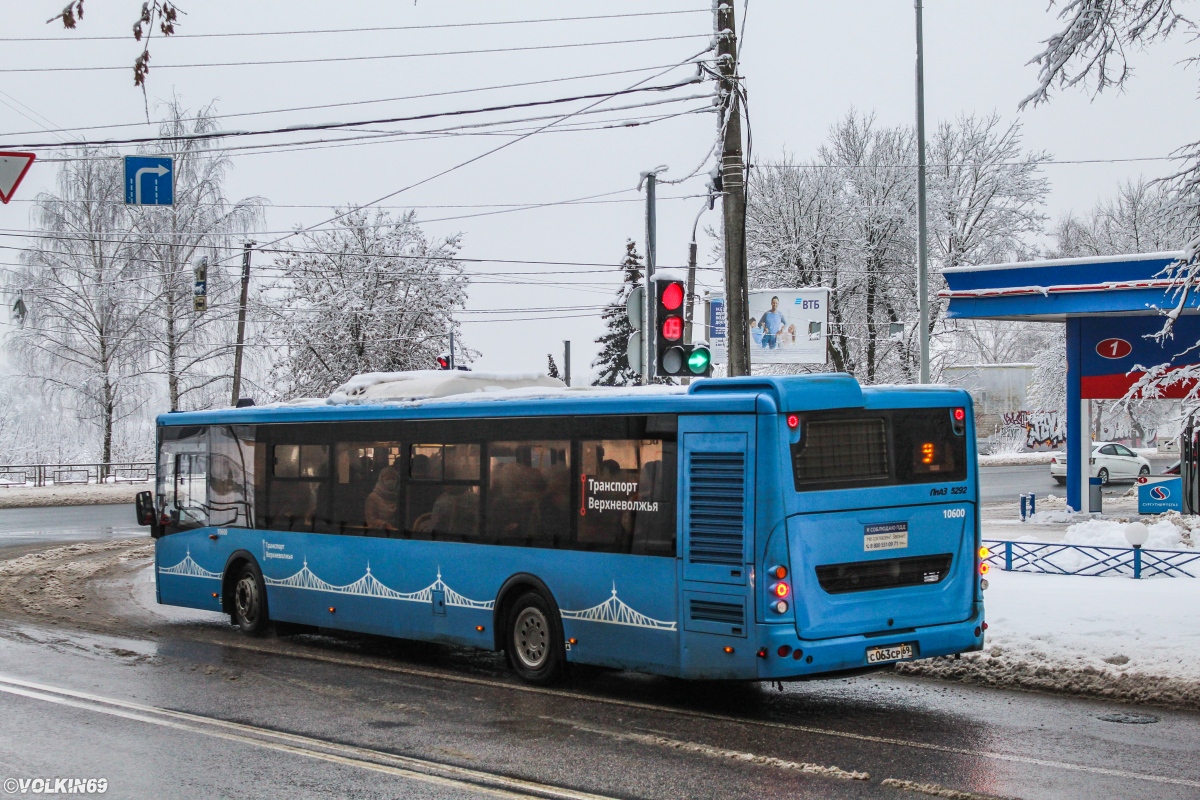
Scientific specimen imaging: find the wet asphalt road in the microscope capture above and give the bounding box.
[977,457,1178,503]
[0,513,1197,799]
[0,504,142,545]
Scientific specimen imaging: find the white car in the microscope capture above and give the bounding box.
[1049,442,1151,485]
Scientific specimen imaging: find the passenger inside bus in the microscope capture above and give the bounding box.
[365,466,400,535]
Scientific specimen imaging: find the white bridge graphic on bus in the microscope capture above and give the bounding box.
[157,551,676,630]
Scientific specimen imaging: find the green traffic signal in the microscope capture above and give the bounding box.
[687,347,711,375]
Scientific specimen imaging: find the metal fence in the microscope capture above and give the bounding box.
[0,462,155,488]
[983,538,1200,579]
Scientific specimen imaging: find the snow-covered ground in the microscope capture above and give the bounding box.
[977,451,1057,467]
[901,566,1200,708]
[0,483,145,509]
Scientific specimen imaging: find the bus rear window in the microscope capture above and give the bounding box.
[791,418,888,485]
[791,408,967,491]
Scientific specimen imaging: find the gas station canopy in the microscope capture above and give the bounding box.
[941,251,1199,513]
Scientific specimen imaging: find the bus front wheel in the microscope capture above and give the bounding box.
[506,591,564,685]
[232,562,270,635]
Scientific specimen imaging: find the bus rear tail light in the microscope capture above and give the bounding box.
[772,582,790,598]
[786,414,800,429]
[979,562,990,575]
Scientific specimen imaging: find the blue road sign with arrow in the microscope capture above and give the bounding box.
[124,156,174,206]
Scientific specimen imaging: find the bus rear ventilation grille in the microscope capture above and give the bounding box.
[687,451,746,566]
[688,598,745,626]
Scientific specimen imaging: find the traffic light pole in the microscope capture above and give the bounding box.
[717,0,750,377]
[230,241,254,407]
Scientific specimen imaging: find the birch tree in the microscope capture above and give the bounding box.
[270,208,468,398]
[3,148,149,464]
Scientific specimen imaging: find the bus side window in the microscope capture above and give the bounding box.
[580,439,676,555]
[487,441,569,548]
[209,425,254,528]
[267,443,329,532]
[406,444,481,542]
[332,441,402,536]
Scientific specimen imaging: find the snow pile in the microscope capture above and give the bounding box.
[978,451,1058,467]
[1063,518,1195,551]
[899,568,1200,709]
[328,371,565,404]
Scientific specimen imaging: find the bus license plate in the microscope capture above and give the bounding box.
[866,643,914,664]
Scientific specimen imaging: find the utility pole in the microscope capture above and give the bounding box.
[449,323,456,370]
[915,0,931,384]
[641,169,661,385]
[230,241,254,406]
[717,0,750,377]
[562,340,571,386]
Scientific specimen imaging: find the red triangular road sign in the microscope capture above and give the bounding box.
[0,152,36,204]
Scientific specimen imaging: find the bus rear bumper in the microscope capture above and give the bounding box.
[755,614,984,680]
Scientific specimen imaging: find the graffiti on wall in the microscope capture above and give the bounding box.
[1001,411,1066,449]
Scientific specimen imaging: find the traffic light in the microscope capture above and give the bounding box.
[435,354,451,370]
[653,277,711,378]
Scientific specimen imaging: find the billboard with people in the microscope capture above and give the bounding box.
[706,288,829,365]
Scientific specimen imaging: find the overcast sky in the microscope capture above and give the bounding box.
[2,1,1198,382]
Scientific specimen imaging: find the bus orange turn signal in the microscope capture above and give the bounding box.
[769,565,787,580]
[979,546,990,559]
[723,646,734,654]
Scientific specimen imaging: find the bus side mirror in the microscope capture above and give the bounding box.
[135,491,155,526]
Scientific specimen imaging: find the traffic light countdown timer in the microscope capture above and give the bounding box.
[653,274,711,378]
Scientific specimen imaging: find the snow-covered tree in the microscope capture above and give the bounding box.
[3,147,151,465]
[269,208,468,398]
[546,354,561,379]
[1021,2,1200,399]
[1049,178,1189,258]
[592,240,644,386]
[130,100,264,411]
[747,111,1051,383]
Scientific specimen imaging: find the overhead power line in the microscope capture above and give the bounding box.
[29,105,712,164]
[0,79,705,150]
[0,62,702,139]
[0,34,712,75]
[0,9,709,42]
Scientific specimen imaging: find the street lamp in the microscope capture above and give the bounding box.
[1124,522,1149,580]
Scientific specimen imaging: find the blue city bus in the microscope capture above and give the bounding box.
[137,372,985,684]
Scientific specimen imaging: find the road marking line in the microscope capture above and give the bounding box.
[547,717,869,781]
[0,674,621,800]
[881,778,1015,800]
[209,638,1200,790]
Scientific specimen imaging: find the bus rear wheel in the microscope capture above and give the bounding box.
[506,591,564,685]
[232,562,269,635]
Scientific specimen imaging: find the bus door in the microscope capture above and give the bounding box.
[678,414,757,678]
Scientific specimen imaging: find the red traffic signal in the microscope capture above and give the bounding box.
[436,355,451,370]
[653,278,709,377]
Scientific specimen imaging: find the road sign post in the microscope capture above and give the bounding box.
[0,152,36,204]
[124,156,174,206]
